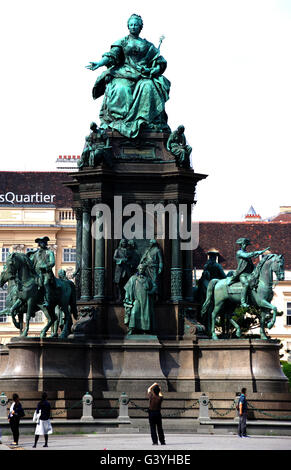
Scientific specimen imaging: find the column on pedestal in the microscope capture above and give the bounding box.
[170,201,183,301]
[81,199,92,301]
[183,202,194,301]
[75,207,83,300]
[93,208,105,300]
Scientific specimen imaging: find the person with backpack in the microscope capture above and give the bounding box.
[8,393,25,446]
[147,382,166,446]
[238,387,249,438]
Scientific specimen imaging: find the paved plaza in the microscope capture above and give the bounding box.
[1,432,291,451]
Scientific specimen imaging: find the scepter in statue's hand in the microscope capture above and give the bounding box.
[158,35,165,50]
[150,35,165,76]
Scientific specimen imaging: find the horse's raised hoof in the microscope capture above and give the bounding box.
[267,322,274,329]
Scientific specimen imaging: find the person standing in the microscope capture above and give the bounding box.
[33,392,53,448]
[147,382,166,446]
[8,393,25,446]
[238,387,248,438]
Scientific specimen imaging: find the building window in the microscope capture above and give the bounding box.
[0,287,8,323]
[1,248,10,262]
[26,248,35,253]
[28,311,43,323]
[63,248,76,263]
[287,302,291,326]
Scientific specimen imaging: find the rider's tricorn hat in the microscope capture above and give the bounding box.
[35,236,50,244]
[236,237,251,246]
[207,248,219,254]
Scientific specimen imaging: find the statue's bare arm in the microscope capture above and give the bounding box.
[85,56,110,71]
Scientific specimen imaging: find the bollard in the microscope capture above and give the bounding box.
[0,392,8,421]
[80,392,94,422]
[118,392,130,421]
[198,393,210,422]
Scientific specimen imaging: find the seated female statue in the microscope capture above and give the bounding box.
[86,14,171,139]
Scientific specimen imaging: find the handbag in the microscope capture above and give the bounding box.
[45,420,53,434]
[33,410,41,424]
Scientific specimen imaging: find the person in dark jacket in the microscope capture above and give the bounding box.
[147,382,166,446]
[33,392,53,448]
[8,393,25,446]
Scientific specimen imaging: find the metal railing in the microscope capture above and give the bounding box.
[2,392,291,422]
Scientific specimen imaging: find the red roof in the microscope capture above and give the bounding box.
[0,172,73,208]
[271,213,291,222]
[193,221,291,270]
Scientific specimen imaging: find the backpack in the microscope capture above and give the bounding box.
[18,406,25,418]
[236,396,241,411]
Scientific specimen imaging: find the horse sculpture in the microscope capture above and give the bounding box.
[0,274,27,333]
[0,252,78,338]
[201,253,285,340]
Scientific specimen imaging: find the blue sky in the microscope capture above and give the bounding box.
[0,0,290,221]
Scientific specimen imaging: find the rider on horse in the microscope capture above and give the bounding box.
[196,250,226,304]
[28,237,55,308]
[203,250,226,281]
[227,238,270,308]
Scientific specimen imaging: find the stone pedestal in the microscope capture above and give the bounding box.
[0,345,9,375]
[0,337,106,392]
[197,338,289,393]
[160,339,200,392]
[0,337,288,395]
[117,335,167,392]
